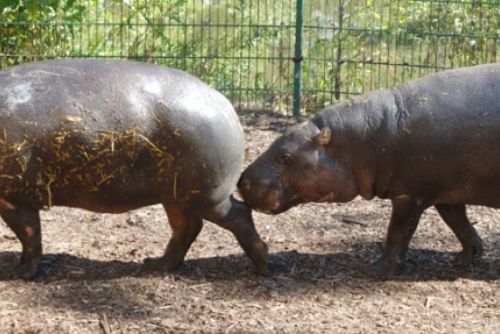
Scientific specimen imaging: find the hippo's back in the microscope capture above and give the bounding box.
[0,59,241,135]
[395,63,500,123]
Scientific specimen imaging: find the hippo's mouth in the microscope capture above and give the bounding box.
[296,187,336,203]
[255,193,303,215]
[316,192,335,202]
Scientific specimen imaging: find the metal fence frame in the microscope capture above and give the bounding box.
[1,0,499,116]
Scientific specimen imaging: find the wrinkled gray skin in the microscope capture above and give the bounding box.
[0,59,268,279]
[239,63,500,277]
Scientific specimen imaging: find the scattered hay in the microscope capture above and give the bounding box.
[1,122,176,208]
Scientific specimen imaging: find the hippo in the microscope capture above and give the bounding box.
[0,59,268,279]
[239,63,500,277]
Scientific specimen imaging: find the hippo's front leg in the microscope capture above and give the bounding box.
[0,202,42,279]
[203,196,269,275]
[370,197,428,277]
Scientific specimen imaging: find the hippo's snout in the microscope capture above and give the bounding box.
[238,172,294,214]
[238,173,272,211]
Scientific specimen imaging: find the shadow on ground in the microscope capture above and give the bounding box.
[0,242,498,319]
[0,240,498,283]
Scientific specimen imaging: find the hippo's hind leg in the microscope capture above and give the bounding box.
[370,197,428,277]
[435,204,483,266]
[143,205,203,272]
[203,195,268,275]
[0,201,42,279]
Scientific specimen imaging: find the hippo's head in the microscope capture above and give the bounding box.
[238,122,358,214]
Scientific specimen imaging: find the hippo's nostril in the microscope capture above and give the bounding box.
[267,190,282,210]
[238,177,252,192]
[268,189,281,200]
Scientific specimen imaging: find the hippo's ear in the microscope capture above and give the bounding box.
[313,127,331,146]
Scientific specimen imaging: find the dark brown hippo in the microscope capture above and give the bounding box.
[239,63,500,277]
[0,59,268,279]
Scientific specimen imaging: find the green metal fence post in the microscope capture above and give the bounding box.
[334,0,344,101]
[292,0,304,118]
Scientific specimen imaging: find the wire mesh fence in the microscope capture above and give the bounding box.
[0,0,499,115]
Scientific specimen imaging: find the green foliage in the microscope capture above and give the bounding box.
[0,0,86,64]
[1,0,499,114]
[301,0,500,110]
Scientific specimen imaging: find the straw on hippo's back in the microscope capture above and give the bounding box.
[0,59,268,279]
[239,63,500,277]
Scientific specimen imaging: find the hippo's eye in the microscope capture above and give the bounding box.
[277,153,292,166]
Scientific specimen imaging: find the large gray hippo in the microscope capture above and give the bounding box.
[239,63,500,277]
[0,59,268,279]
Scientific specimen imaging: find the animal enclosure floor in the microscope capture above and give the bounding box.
[0,111,499,333]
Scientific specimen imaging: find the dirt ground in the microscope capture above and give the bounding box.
[0,111,499,333]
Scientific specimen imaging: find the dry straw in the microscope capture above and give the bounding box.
[1,123,175,208]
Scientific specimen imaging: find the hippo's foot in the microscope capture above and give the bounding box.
[15,257,41,280]
[455,239,483,267]
[368,257,404,278]
[247,241,269,276]
[142,256,183,273]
